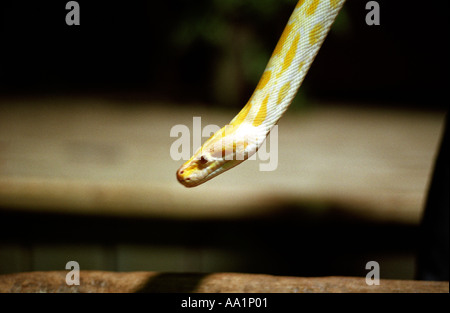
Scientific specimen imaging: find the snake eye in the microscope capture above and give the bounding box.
[199,155,208,164]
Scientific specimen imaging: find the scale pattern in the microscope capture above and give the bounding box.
[177,0,346,187]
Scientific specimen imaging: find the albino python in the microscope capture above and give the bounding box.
[177,0,346,187]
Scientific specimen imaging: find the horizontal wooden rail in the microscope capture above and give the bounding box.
[0,271,447,293]
[0,101,446,224]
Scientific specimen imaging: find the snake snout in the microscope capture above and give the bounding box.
[176,168,185,182]
[176,167,193,187]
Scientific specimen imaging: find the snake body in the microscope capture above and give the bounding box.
[177,0,346,187]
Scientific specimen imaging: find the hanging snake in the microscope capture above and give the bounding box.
[177,0,346,187]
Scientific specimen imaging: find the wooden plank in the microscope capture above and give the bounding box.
[0,271,447,293]
[0,99,446,223]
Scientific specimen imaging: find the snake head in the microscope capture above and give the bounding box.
[176,124,263,187]
[176,152,238,188]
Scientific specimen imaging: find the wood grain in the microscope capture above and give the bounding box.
[0,271,447,293]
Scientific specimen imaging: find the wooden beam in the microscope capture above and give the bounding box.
[0,271,447,293]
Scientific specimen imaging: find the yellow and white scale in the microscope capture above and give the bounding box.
[177,0,346,187]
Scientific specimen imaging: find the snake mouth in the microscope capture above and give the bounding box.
[176,156,227,187]
[176,163,208,188]
[176,168,192,187]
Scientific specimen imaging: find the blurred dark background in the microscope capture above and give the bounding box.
[1,0,449,108]
[0,0,448,282]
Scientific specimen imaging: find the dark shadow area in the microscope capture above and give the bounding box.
[0,203,420,278]
[417,114,449,281]
[0,0,449,109]
[135,272,210,293]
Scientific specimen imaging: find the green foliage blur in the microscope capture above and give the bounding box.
[164,0,350,110]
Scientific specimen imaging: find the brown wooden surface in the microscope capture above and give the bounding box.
[0,271,447,293]
[0,99,446,224]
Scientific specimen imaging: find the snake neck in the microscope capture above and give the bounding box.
[230,0,346,133]
[177,0,346,187]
